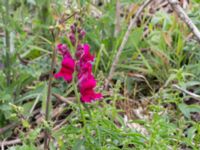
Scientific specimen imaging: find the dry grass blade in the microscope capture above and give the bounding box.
[128,73,153,90]
[52,93,75,104]
[0,139,21,148]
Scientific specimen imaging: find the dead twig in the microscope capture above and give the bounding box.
[168,0,200,42]
[105,0,153,89]
[172,84,200,101]
[0,139,21,147]
[53,119,68,131]
[52,93,75,104]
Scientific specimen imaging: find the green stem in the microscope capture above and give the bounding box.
[72,73,86,126]
[72,73,92,144]
[83,103,92,119]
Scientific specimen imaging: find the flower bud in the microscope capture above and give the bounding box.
[70,25,76,33]
[78,30,86,40]
[69,33,76,45]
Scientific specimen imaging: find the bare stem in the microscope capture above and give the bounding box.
[44,32,57,150]
[172,84,200,101]
[168,0,200,42]
[0,139,21,148]
[105,0,152,89]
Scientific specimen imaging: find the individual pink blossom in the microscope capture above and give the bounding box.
[54,44,75,82]
[78,73,102,103]
[76,44,94,67]
[80,44,94,63]
[79,74,96,93]
[80,90,103,103]
[77,62,92,79]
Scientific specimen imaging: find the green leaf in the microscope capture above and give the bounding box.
[178,103,200,119]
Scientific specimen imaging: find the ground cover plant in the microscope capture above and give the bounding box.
[0,0,200,149]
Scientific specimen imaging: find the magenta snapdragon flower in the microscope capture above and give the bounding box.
[54,25,102,103]
[54,44,75,82]
[78,62,102,103]
[77,45,102,102]
[54,55,75,82]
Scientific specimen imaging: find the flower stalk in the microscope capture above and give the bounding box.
[72,72,86,126]
[44,29,57,150]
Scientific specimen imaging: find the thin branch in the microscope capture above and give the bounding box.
[172,84,200,101]
[44,32,57,150]
[52,93,75,104]
[168,0,200,42]
[0,139,21,147]
[105,0,153,89]
[53,119,68,131]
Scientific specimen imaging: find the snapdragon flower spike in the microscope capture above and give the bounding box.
[54,44,75,82]
[77,45,102,103]
[55,25,102,103]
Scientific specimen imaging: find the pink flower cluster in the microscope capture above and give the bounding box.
[54,25,102,103]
